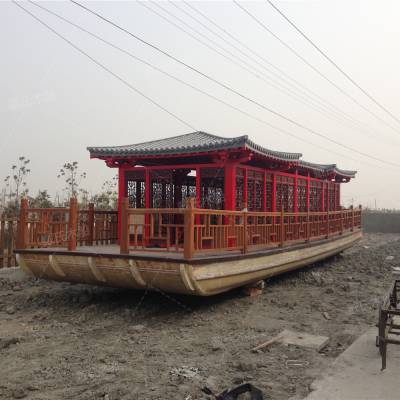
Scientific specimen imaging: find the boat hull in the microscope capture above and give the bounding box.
[16,230,362,296]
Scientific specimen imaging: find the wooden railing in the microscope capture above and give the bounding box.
[0,213,18,268]
[16,198,118,250]
[119,198,362,259]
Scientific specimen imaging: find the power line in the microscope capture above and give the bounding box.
[180,0,385,140]
[140,0,350,130]
[149,0,385,144]
[12,1,196,132]
[27,0,374,168]
[266,0,400,127]
[66,0,400,167]
[233,0,400,137]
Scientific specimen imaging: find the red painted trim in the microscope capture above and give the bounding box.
[224,161,237,211]
[121,163,224,172]
[117,167,126,242]
[145,168,151,208]
[294,170,298,214]
[243,168,248,208]
[272,173,277,212]
[196,167,201,208]
[306,173,310,212]
[263,170,267,211]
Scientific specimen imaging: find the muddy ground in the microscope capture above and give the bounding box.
[1,233,400,400]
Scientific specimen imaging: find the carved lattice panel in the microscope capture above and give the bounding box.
[297,178,307,211]
[201,168,224,210]
[235,168,245,210]
[151,170,174,208]
[276,175,294,211]
[310,181,323,211]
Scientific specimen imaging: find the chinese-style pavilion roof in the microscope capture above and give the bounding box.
[299,161,357,179]
[88,131,356,179]
[88,131,302,162]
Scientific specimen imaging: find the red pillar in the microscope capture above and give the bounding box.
[321,181,325,212]
[117,167,126,242]
[224,161,237,210]
[263,171,267,211]
[243,168,248,209]
[272,173,277,212]
[196,167,201,208]
[294,170,298,214]
[306,173,310,211]
[145,168,151,244]
[145,168,151,208]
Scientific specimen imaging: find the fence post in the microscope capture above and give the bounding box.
[87,203,94,246]
[16,198,28,249]
[184,197,195,260]
[120,197,129,254]
[340,209,344,234]
[68,197,78,251]
[280,208,285,247]
[242,202,248,254]
[326,210,330,239]
[351,205,354,232]
[306,209,310,243]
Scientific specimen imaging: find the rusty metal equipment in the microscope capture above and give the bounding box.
[376,279,400,370]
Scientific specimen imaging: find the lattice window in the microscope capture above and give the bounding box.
[127,180,145,208]
[335,184,340,210]
[201,168,224,210]
[326,182,335,211]
[276,175,294,211]
[297,178,307,211]
[310,181,323,211]
[151,170,174,208]
[235,168,245,210]
[126,170,145,208]
[265,173,273,211]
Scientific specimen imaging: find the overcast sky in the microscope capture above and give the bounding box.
[2,0,400,208]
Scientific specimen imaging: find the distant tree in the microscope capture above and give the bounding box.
[2,156,31,211]
[30,190,53,208]
[57,161,86,200]
[91,175,118,210]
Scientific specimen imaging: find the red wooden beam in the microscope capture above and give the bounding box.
[196,167,201,208]
[272,173,277,212]
[243,168,248,209]
[117,166,126,242]
[224,161,237,211]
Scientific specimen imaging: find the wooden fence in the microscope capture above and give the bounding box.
[0,213,18,268]
[120,198,362,259]
[14,198,118,253]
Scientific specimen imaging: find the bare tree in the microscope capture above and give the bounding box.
[91,175,118,210]
[57,161,86,201]
[2,156,31,211]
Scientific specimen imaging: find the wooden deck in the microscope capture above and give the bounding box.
[17,228,361,264]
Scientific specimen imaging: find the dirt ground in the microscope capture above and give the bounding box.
[1,233,400,400]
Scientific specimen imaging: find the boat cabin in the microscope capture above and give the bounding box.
[88,131,355,217]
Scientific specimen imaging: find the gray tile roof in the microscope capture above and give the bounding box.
[88,131,356,178]
[88,131,302,162]
[300,160,357,178]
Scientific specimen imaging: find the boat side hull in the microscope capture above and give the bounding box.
[16,230,362,296]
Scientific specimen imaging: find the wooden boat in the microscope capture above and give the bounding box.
[15,132,362,296]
